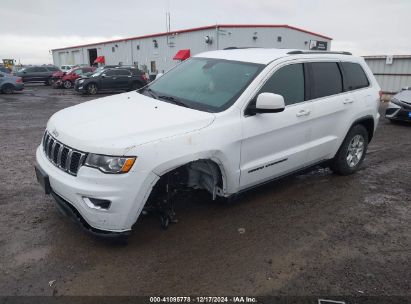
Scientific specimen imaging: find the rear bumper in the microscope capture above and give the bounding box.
[14,83,24,91]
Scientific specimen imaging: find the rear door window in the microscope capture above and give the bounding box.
[310,62,343,99]
[341,62,369,91]
[34,67,48,72]
[258,63,305,106]
[117,69,131,76]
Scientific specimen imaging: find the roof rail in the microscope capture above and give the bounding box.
[223,47,261,50]
[287,50,352,55]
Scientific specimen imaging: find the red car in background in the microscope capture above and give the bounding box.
[50,70,65,85]
[53,67,95,89]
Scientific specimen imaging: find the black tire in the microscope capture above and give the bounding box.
[45,78,53,86]
[330,124,369,175]
[63,80,72,89]
[2,84,14,94]
[86,83,98,95]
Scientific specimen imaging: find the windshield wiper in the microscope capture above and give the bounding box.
[158,95,190,108]
[139,87,158,99]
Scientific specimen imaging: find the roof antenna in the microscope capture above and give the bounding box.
[166,0,171,45]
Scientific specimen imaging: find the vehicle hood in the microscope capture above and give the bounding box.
[46,91,215,155]
[52,71,64,77]
[394,90,411,104]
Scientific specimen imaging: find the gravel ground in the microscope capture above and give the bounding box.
[0,84,410,296]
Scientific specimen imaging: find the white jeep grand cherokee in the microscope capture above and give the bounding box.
[35,48,380,239]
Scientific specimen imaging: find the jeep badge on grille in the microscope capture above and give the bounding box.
[51,129,59,137]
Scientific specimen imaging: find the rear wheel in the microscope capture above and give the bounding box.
[63,80,72,89]
[2,84,14,94]
[330,124,368,175]
[86,83,98,95]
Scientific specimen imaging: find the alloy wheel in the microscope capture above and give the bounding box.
[346,134,365,167]
[87,84,97,94]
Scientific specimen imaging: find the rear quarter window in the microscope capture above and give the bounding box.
[341,62,369,91]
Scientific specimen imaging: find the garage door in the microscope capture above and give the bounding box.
[58,52,66,65]
[72,51,81,65]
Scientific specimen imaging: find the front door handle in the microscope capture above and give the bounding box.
[296,109,311,117]
[343,98,354,104]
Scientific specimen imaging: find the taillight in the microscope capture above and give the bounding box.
[379,90,383,98]
[16,77,23,83]
[141,74,148,82]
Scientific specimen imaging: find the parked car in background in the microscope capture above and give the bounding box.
[74,67,148,94]
[385,88,411,122]
[60,65,77,72]
[0,71,24,93]
[0,66,11,74]
[50,70,64,85]
[53,67,95,89]
[15,66,61,85]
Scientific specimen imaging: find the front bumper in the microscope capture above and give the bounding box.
[74,81,86,93]
[35,146,159,234]
[385,100,411,121]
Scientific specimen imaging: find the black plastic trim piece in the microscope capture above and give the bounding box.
[229,160,330,201]
[287,50,352,55]
[51,191,131,239]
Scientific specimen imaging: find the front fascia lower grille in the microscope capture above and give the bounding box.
[42,131,87,176]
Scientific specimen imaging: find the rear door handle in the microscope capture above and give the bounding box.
[343,98,354,104]
[296,109,311,117]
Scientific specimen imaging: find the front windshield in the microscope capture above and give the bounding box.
[147,58,264,112]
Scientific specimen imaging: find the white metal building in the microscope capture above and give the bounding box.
[51,24,332,74]
[363,55,411,95]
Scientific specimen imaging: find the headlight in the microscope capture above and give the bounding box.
[85,154,136,174]
[390,97,401,106]
[78,79,84,84]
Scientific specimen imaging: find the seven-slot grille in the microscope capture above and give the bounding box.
[42,131,87,176]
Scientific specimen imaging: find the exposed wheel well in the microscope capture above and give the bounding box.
[148,159,224,203]
[353,117,374,142]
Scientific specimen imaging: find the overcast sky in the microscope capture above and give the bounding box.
[1,0,410,64]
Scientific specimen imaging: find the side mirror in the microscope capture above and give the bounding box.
[101,74,106,78]
[247,93,285,115]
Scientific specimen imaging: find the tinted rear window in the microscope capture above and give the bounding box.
[341,62,369,91]
[130,69,143,75]
[311,62,343,99]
